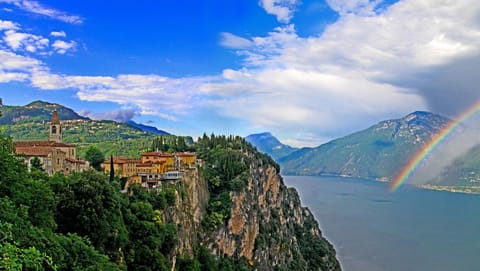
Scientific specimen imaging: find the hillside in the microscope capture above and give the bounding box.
[0,100,87,124]
[280,111,452,181]
[0,101,180,158]
[245,132,298,160]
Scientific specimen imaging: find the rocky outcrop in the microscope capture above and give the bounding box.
[203,154,340,270]
[163,149,340,270]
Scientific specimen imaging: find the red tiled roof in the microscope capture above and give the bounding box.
[65,158,87,164]
[14,141,74,148]
[15,146,50,156]
[142,151,173,157]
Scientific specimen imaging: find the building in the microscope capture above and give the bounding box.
[104,151,197,190]
[14,111,89,175]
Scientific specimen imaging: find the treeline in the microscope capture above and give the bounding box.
[0,132,255,270]
[151,135,195,153]
[195,134,279,232]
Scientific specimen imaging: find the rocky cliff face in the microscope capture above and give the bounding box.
[164,147,341,270]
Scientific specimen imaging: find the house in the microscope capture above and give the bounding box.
[14,111,89,175]
[104,150,197,190]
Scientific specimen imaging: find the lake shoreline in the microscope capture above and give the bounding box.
[283,174,480,195]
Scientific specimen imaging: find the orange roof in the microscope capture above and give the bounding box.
[16,146,50,156]
[65,158,86,164]
[142,151,173,157]
[14,141,74,148]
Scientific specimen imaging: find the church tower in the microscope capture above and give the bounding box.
[49,110,62,143]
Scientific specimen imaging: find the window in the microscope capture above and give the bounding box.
[51,126,57,134]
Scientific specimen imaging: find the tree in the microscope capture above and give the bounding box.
[85,146,104,171]
[109,155,114,182]
[30,157,43,171]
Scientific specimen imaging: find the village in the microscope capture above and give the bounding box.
[14,111,197,190]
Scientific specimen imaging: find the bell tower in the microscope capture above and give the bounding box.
[49,110,62,143]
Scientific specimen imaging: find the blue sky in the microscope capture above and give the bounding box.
[0,0,479,147]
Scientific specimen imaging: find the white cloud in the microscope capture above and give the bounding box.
[219,32,253,49]
[52,40,76,54]
[1,0,480,147]
[0,0,83,24]
[0,20,19,30]
[3,30,49,53]
[326,0,383,15]
[259,0,299,23]
[50,31,66,37]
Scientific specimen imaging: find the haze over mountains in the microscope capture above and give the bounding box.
[248,112,480,191]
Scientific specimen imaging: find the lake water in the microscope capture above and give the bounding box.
[284,176,480,271]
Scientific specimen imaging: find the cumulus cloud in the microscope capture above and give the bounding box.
[326,0,384,15]
[52,40,76,54]
[0,20,19,30]
[3,30,49,53]
[259,0,299,23]
[80,108,140,122]
[50,31,66,37]
[0,23,77,55]
[0,0,83,24]
[1,0,480,148]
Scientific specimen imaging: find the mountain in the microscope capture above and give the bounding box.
[126,120,170,135]
[0,100,183,158]
[245,132,298,160]
[280,111,452,181]
[0,100,88,124]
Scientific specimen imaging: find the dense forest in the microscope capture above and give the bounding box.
[0,131,254,270]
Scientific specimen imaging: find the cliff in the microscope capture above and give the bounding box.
[163,135,341,270]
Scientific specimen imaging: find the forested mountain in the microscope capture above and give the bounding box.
[0,100,87,124]
[280,111,451,180]
[279,111,480,191]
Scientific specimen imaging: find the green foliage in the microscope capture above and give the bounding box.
[30,156,43,171]
[54,171,127,260]
[196,134,279,230]
[0,222,56,271]
[85,146,104,171]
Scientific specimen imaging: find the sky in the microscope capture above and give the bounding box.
[0,0,479,147]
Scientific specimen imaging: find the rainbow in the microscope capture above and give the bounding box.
[389,101,480,191]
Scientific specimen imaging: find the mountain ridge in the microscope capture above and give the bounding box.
[245,132,298,160]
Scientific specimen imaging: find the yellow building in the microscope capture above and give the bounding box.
[103,157,140,178]
[107,151,197,190]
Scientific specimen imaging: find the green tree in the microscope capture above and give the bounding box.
[85,146,104,171]
[109,155,114,182]
[54,170,127,261]
[30,157,43,171]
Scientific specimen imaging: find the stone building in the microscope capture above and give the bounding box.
[14,111,89,175]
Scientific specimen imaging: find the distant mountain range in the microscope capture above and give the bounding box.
[245,132,298,160]
[246,112,480,190]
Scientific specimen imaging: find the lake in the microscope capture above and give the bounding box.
[284,176,480,271]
